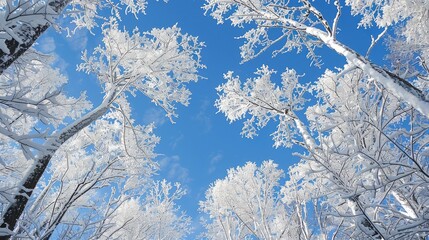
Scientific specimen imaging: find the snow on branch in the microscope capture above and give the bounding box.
[78,18,205,121]
[216,65,308,148]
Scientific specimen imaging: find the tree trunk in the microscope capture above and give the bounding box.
[257,11,429,117]
[303,26,429,118]
[0,155,52,239]
[0,0,71,75]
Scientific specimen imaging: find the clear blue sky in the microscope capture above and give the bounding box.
[36,0,386,238]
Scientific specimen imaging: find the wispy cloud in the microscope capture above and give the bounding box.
[158,155,191,184]
[194,99,212,133]
[66,29,88,51]
[170,133,184,150]
[53,55,70,73]
[35,36,69,73]
[208,153,223,174]
[38,36,56,53]
[142,108,167,126]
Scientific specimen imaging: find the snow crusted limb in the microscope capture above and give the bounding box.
[305,27,429,118]
[0,89,117,237]
[292,116,316,151]
[265,13,429,118]
[209,2,429,118]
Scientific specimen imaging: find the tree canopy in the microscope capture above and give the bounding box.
[0,0,428,239]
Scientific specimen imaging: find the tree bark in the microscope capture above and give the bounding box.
[0,0,72,75]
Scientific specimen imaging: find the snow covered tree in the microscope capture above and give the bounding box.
[200,160,315,240]
[12,109,151,239]
[13,113,191,239]
[214,65,429,239]
[94,180,191,240]
[0,51,92,237]
[0,6,203,238]
[204,0,429,118]
[9,106,190,239]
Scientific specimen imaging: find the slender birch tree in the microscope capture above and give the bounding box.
[0,6,203,238]
[203,0,429,117]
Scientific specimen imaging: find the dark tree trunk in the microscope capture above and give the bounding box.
[0,154,52,239]
[0,0,72,75]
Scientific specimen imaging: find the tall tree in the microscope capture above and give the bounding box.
[203,0,429,117]
[8,101,192,239]
[0,15,203,238]
[13,110,154,239]
[214,65,429,238]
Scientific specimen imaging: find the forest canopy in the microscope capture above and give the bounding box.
[0,0,428,239]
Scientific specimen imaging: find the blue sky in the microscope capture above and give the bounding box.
[35,0,387,237]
